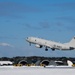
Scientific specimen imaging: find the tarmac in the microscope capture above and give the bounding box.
[0,66,75,75]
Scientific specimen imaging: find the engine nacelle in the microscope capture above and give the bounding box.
[35,44,42,48]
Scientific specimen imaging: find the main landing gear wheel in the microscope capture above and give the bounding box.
[45,47,48,51]
[51,48,55,51]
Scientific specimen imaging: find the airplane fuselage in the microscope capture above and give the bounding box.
[26,37,75,51]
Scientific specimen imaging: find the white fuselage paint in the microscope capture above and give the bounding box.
[26,37,73,50]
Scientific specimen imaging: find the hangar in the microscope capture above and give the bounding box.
[18,60,28,65]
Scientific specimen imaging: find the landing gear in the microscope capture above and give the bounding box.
[45,48,48,51]
[51,48,55,51]
[45,47,48,51]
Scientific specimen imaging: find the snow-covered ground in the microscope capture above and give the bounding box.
[0,66,75,75]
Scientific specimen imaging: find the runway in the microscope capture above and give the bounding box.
[0,66,75,75]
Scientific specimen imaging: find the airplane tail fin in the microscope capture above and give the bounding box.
[67,60,73,67]
[69,37,75,46]
[65,37,75,48]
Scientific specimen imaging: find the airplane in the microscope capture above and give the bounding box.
[26,36,75,51]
